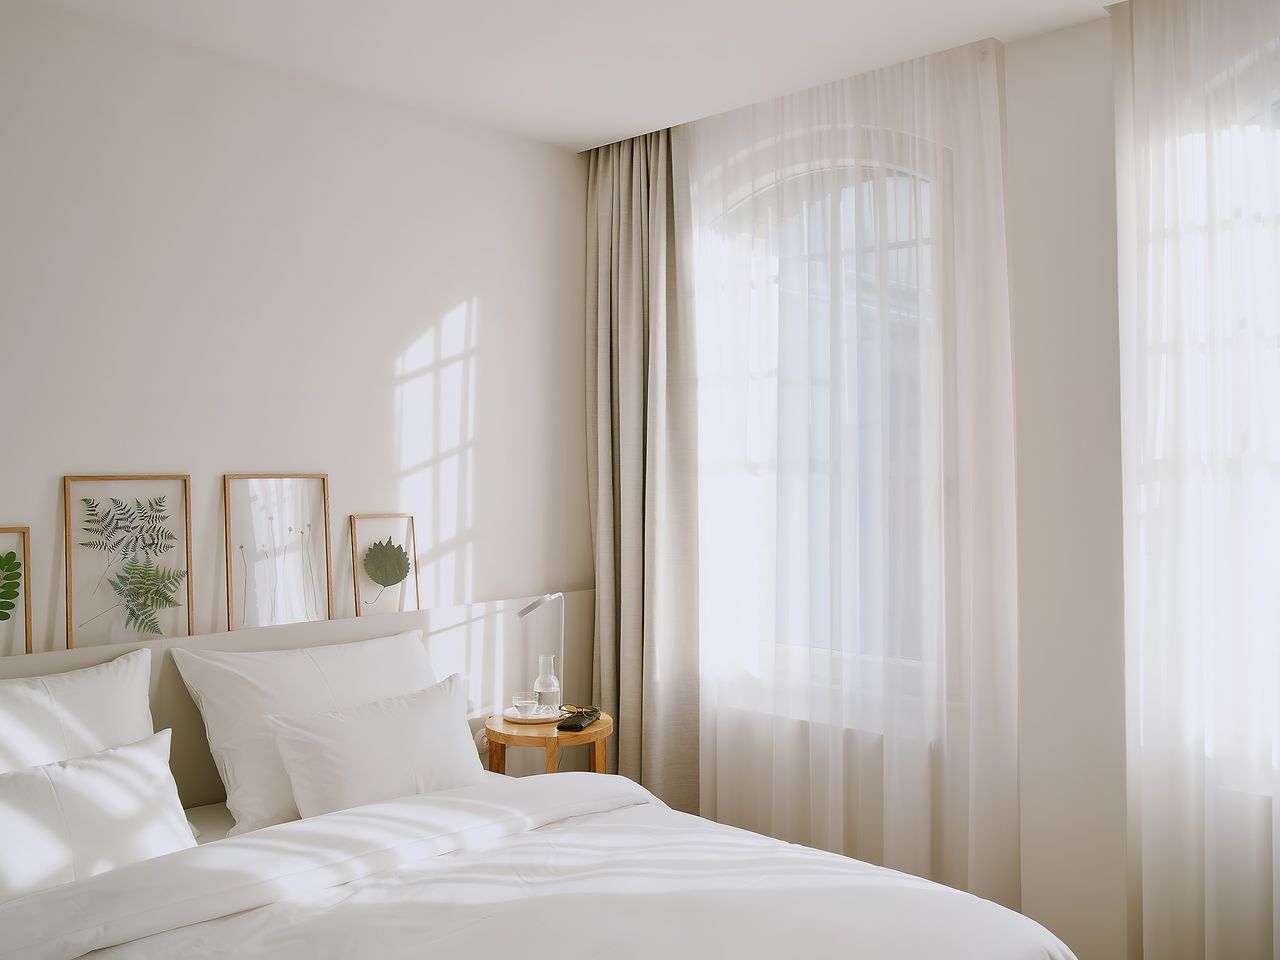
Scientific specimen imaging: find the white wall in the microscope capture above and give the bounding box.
[0,1,592,654]
[1005,18,1129,960]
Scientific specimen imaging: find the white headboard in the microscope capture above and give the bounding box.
[0,589,594,807]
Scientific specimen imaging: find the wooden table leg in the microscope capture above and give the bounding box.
[544,741,558,773]
[489,739,506,774]
[590,737,606,773]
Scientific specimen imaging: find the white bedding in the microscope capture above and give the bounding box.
[0,774,1075,960]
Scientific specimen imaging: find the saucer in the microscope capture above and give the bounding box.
[502,706,561,724]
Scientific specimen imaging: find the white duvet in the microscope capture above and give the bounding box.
[0,773,1075,960]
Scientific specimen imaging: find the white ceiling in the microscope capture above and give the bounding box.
[52,0,1106,151]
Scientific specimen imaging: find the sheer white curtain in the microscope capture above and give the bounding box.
[1113,1,1280,956]
[687,40,1020,906]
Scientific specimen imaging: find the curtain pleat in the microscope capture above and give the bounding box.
[585,130,700,813]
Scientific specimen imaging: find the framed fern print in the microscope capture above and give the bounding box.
[63,475,194,648]
[349,513,420,616]
[224,474,332,630]
[0,527,32,655]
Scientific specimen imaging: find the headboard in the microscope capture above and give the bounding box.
[0,589,594,807]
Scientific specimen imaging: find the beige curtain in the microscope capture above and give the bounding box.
[585,128,699,813]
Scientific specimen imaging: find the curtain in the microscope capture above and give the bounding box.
[585,130,700,813]
[687,40,1021,906]
[1113,1,1280,957]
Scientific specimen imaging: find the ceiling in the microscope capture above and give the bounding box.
[52,0,1106,151]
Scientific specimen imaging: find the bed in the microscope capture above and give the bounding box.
[3,773,1072,960]
[0,599,1075,960]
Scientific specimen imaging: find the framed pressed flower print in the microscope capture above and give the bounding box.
[0,526,32,655]
[349,513,421,616]
[63,475,194,648]
[224,474,332,630]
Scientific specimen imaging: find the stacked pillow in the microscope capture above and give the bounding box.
[173,630,484,835]
[0,650,195,903]
[0,631,486,903]
[0,646,153,774]
[266,673,485,819]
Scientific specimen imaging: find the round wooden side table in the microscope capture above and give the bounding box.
[484,711,614,774]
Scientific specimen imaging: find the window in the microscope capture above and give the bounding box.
[710,154,940,665]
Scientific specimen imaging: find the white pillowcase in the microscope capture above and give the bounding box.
[172,631,436,834]
[0,729,194,903]
[0,648,152,775]
[266,674,485,819]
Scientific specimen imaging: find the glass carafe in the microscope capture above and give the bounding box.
[534,654,561,710]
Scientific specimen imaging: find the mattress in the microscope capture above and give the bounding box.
[2,774,1076,960]
[182,802,235,845]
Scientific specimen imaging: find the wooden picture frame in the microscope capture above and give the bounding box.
[63,475,195,649]
[0,526,33,655]
[224,474,333,630]
[349,513,421,616]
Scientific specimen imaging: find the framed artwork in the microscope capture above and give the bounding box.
[0,527,32,655]
[224,474,332,630]
[349,513,421,616]
[63,475,194,648]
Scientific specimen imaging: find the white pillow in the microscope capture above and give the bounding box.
[0,648,152,774]
[0,729,194,903]
[172,631,436,834]
[266,674,485,819]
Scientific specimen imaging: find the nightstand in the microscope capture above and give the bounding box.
[484,711,614,774]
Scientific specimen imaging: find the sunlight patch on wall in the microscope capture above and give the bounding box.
[395,299,478,608]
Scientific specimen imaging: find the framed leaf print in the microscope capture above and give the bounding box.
[63,475,194,648]
[224,474,332,630]
[0,527,32,655]
[349,513,420,616]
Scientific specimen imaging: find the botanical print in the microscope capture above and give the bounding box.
[0,528,30,655]
[349,514,419,615]
[79,497,186,636]
[363,537,410,603]
[226,475,331,629]
[0,553,20,624]
[64,477,193,647]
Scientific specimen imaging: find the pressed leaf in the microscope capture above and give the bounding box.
[363,537,411,589]
[0,551,20,618]
[80,495,179,564]
[107,553,187,637]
